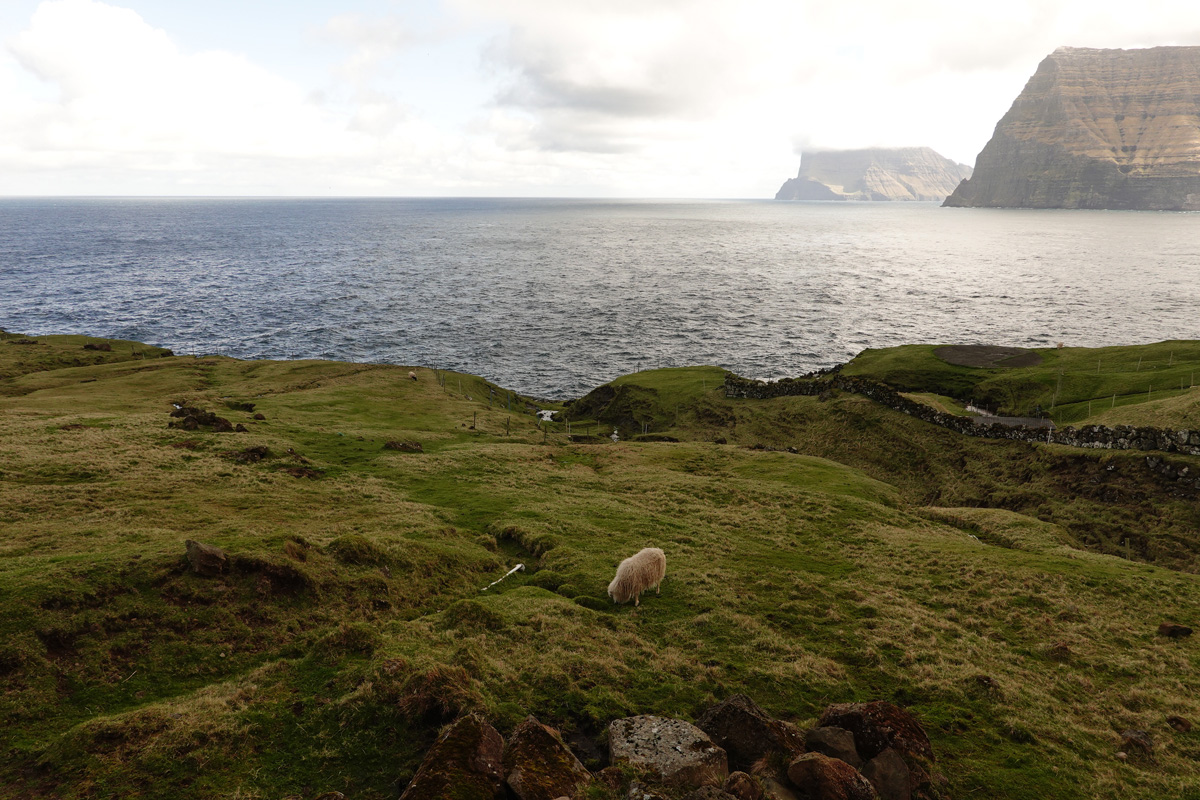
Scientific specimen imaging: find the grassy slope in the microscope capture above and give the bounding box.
[843,341,1200,424]
[2,340,1200,799]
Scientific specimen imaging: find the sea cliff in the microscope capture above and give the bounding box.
[945,46,1200,210]
[776,147,972,201]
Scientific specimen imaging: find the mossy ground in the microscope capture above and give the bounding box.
[2,336,1200,799]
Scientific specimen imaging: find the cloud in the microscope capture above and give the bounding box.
[1,0,367,185]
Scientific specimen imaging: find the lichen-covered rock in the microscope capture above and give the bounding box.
[400,713,505,800]
[804,727,862,770]
[696,695,805,771]
[609,715,728,788]
[185,539,228,576]
[502,716,591,800]
[785,753,878,800]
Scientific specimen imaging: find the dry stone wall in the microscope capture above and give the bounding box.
[723,374,1200,466]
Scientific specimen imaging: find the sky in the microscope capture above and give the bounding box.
[2,0,1200,197]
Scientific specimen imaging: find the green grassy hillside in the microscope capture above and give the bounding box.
[843,341,1200,424]
[3,336,1200,799]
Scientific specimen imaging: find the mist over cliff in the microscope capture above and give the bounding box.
[776,148,972,202]
[945,46,1200,210]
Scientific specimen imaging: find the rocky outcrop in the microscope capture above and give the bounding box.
[776,148,971,201]
[945,46,1200,209]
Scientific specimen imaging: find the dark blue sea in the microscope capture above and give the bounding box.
[2,197,1197,398]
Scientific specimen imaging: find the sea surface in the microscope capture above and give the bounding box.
[2,197,1197,398]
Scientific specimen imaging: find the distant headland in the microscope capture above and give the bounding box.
[945,46,1200,210]
[775,147,972,202]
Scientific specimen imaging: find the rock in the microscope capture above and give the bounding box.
[817,703,933,765]
[253,413,266,420]
[945,46,1200,210]
[400,713,505,800]
[696,695,806,771]
[683,789,738,800]
[785,753,878,800]
[384,440,424,452]
[1158,622,1193,639]
[169,404,235,432]
[754,774,799,800]
[1167,715,1192,733]
[724,771,763,800]
[185,539,228,576]
[502,716,592,800]
[609,715,728,788]
[776,148,972,202]
[82,342,111,351]
[804,727,862,770]
[861,748,910,800]
[817,702,938,799]
[627,782,669,800]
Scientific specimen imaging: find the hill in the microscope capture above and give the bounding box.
[2,334,1200,799]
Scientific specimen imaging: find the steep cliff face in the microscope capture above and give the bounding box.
[945,46,1200,210]
[775,148,972,201]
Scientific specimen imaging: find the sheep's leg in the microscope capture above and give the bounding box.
[655,581,661,596]
[634,592,640,606]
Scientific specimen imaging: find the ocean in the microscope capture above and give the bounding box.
[2,197,1197,398]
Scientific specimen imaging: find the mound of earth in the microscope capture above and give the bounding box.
[934,345,1043,369]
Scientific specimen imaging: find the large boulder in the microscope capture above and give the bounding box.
[502,716,592,800]
[785,753,878,800]
[609,715,729,788]
[697,695,806,771]
[400,714,505,800]
[817,703,938,800]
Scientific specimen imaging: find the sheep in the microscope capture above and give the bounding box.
[408,370,418,381]
[608,547,666,606]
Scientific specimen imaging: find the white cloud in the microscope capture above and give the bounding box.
[4,0,1200,195]
[1,0,374,189]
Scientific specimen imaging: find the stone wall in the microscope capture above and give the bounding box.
[723,374,1200,461]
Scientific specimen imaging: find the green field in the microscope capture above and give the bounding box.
[3,334,1200,799]
[843,341,1200,424]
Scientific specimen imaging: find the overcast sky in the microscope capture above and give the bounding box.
[2,0,1199,197]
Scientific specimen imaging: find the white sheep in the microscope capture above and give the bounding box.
[408,370,418,381]
[608,547,666,606]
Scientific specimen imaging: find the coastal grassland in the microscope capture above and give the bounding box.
[3,345,1200,799]
[0,330,174,381]
[844,340,1200,424]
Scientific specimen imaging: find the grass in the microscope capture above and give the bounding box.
[844,340,1200,424]
[2,336,1200,798]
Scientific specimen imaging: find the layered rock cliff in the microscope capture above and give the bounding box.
[944,46,1200,210]
[775,148,972,201]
